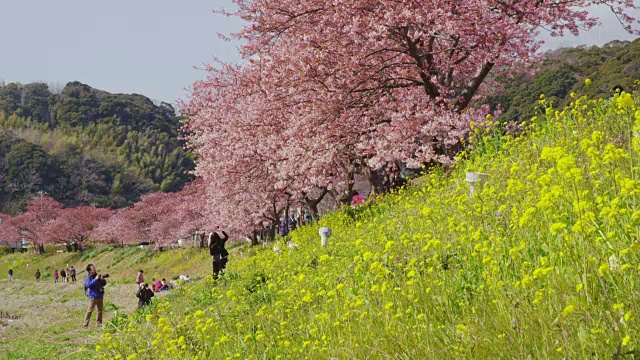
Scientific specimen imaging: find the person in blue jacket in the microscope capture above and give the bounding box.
[83,263,107,327]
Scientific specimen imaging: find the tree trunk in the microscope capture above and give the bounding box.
[303,188,328,221]
[363,167,386,195]
[198,233,207,249]
[250,230,260,246]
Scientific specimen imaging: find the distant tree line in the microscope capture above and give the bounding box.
[0,81,195,213]
[487,38,640,123]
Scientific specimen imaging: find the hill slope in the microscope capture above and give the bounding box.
[488,38,640,123]
[0,81,194,213]
[0,246,217,359]
[92,90,640,359]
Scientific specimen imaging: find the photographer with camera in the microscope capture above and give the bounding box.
[83,264,109,328]
[136,283,154,309]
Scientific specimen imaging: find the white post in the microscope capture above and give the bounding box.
[465,172,489,196]
[319,227,332,248]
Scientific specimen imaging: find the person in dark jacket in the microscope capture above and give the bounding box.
[136,283,154,309]
[8,269,13,281]
[278,220,289,237]
[35,269,41,282]
[209,228,229,280]
[83,264,107,327]
[60,269,66,283]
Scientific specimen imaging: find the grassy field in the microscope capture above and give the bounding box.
[0,246,223,359]
[90,91,640,359]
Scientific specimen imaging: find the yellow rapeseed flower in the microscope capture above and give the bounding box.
[561,305,576,317]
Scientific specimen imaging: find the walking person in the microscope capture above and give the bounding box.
[65,267,71,283]
[8,269,13,281]
[209,228,229,280]
[54,270,59,283]
[35,269,41,283]
[60,269,66,283]
[278,219,289,237]
[83,264,107,328]
[136,270,144,286]
[136,283,154,309]
[70,266,77,282]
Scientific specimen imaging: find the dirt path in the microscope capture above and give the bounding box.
[0,278,167,359]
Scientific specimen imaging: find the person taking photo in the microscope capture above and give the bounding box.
[83,264,108,327]
[136,283,154,309]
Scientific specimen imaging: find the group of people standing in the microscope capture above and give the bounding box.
[82,230,231,329]
[6,267,77,283]
[276,192,364,238]
[53,266,77,283]
[277,210,314,238]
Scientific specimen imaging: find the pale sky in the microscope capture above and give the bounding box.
[0,1,637,104]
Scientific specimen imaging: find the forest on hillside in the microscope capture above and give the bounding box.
[0,81,195,213]
[488,38,640,122]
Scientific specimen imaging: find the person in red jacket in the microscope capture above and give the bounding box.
[151,278,162,292]
[136,270,144,285]
[351,191,365,207]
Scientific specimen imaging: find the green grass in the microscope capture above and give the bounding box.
[0,246,216,284]
[0,340,82,360]
[92,92,640,359]
[0,245,229,359]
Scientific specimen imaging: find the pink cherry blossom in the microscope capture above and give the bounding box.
[183,0,638,235]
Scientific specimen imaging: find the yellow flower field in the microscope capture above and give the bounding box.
[95,89,640,359]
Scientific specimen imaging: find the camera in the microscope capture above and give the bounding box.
[102,274,110,279]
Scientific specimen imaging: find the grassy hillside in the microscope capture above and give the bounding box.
[0,247,214,284]
[93,89,640,359]
[0,246,217,359]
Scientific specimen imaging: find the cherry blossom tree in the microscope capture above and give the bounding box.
[91,210,145,247]
[184,0,638,235]
[42,206,113,247]
[226,0,638,166]
[169,180,210,241]
[92,180,211,248]
[0,214,20,247]
[11,196,63,253]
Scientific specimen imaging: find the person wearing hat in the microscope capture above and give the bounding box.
[136,283,154,309]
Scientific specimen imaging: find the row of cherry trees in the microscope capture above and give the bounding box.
[182,0,638,236]
[4,1,637,248]
[0,181,208,251]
